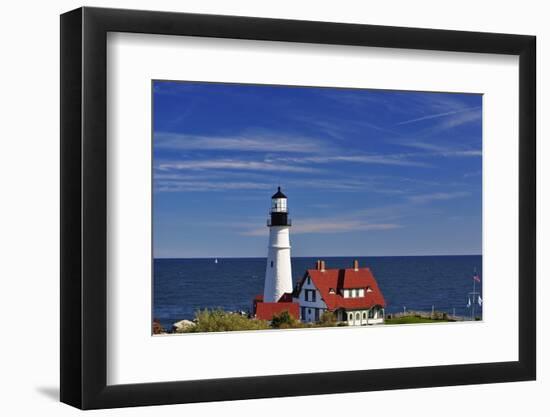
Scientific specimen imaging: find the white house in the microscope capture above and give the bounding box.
[294,260,386,325]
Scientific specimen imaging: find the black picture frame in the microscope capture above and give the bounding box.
[60,6,536,410]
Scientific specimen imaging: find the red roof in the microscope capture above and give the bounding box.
[278,292,294,302]
[255,302,300,321]
[302,267,386,310]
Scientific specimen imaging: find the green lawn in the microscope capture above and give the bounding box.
[385,316,453,325]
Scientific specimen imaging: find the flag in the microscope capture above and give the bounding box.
[467,297,471,308]
[478,295,483,306]
[473,273,481,283]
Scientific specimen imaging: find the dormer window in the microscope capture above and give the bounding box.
[342,288,366,298]
[329,288,336,294]
[366,286,373,293]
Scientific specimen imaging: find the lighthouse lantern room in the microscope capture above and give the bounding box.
[263,187,293,303]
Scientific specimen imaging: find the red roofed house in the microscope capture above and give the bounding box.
[294,260,386,325]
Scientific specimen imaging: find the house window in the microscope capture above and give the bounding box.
[348,313,353,321]
[305,289,316,302]
[363,312,367,320]
[307,276,311,285]
[329,288,335,294]
[301,307,306,320]
[368,309,374,318]
[270,261,273,268]
[358,288,365,297]
[315,308,320,321]
[355,312,360,321]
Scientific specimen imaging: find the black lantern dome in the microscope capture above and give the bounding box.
[271,186,287,199]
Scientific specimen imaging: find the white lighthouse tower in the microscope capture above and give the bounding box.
[263,187,293,303]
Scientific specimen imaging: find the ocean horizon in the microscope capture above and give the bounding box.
[153,255,483,329]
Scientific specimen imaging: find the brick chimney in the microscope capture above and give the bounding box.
[353,260,359,271]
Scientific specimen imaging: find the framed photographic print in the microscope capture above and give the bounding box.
[60,6,536,410]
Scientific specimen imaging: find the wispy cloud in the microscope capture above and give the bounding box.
[156,159,319,173]
[241,220,401,236]
[272,154,431,168]
[407,191,470,204]
[396,106,481,126]
[293,114,398,138]
[155,131,327,153]
[396,141,481,157]
[287,178,408,194]
[463,170,482,178]
[155,181,272,192]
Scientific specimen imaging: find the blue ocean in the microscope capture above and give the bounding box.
[153,255,482,329]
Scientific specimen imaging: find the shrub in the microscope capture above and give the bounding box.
[186,309,270,332]
[318,311,338,327]
[271,310,303,329]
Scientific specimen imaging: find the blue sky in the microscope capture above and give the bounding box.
[153,81,482,258]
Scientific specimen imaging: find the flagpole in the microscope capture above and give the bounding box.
[472,273,476,321]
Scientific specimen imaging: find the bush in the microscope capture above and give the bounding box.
[185,309,270,332]
[319,311,338,327]
[271,310,303,329]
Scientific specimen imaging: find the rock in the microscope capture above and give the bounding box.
[152,319,165,335]
[172,319,196,332]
